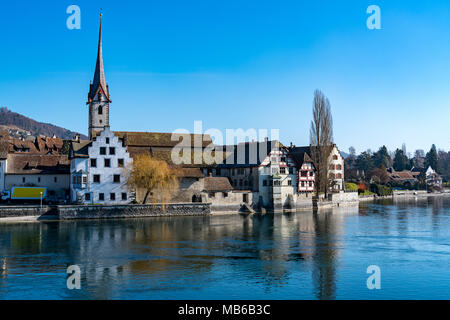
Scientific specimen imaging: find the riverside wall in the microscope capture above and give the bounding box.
[0,203,211,220]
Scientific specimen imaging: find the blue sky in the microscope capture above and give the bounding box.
[1,1,450,155]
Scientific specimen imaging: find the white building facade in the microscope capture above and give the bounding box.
[70,127,133,204]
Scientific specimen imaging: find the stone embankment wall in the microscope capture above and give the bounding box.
[0,203,211,220]
[0,205,57,218]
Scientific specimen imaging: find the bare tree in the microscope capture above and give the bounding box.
[310,89,334,197]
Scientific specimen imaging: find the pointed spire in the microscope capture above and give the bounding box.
[88,13,110,101]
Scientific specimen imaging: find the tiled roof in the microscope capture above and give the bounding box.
[178,168,204,178]
[6,154,70,174]
[69,140,92,158]
[113,131,213,148]
[288,147,314,167]
[203,176,233,192]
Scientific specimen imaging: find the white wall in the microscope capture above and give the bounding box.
[71,127,133,204]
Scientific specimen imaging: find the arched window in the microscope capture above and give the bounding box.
[98,105,103,115]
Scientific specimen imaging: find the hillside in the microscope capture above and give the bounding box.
[0,107,87,140]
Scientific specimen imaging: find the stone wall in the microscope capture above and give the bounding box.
[58,203,210,220]
[207,191,255,212]
[0,205,57,218]
[0,203,210,220]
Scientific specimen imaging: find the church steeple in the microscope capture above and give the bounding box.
[88,13,110,140]
[88,13,110,102]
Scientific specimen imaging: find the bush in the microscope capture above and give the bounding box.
[370,184,393,196]
[345,182,358,192]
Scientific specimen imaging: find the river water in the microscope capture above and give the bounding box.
[0,197,449,300]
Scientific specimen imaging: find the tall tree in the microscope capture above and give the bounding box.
[356,151,374,176]
[393,148,408,171]
[310,89,334,197]
[372,145,391,168]
[425,144,438,172]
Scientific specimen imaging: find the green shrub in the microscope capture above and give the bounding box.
[345,182,358,192]
[370,184,393,196]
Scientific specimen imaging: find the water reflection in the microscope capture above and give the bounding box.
[1,196,450,299]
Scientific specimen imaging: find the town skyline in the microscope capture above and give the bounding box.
[2,1,450,154]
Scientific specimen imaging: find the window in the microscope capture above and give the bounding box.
[22,177,25,183]
[280,167,286,174]
[110,193,115,201]
[301,181,305,187]
[118,159,124,167]
[333,155,338,160]
[287,179,292,186]
[209,192,215,198]
[98,106,103,115]
[104,159,111,167]
[113,175,120,183]
[109,147,115,155]
[121,193,127,201]
[82,176,87,184]
[76,176,81,185]
[289,167,294,174]
[72,176,77,184]
[337,164,342,170]
[274,180,281,186]
[239,179,243,186]
[54,177,57,183]
[281,157,286,163]
[85,193,91,201]
[301,171,307,177]
[100,147,106,155]
[93,174,100,183]
[310,171,314,177]
[105,137,109,144]
[309,181,313,187]
[91,159,97,167]
[222,192,228,198]
[38,177,41,183]
[99,193,104,201]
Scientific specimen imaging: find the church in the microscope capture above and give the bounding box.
[68,15,220,205]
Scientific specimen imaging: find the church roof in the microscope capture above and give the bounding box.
[113,131,213,148]
[88,14,110,102]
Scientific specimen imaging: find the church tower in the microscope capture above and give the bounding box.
[87,14,111,140]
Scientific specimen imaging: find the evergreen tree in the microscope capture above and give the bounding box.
[425,144,439,172]
[372,145,391,168]
[393,148,408,171]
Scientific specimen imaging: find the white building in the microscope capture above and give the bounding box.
[328,145,345,192]
[69,127,133,204]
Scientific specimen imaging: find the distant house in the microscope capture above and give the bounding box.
[426,166,442,189]
[387,168,418,186]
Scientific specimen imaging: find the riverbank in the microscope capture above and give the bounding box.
[0,203,211,221]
